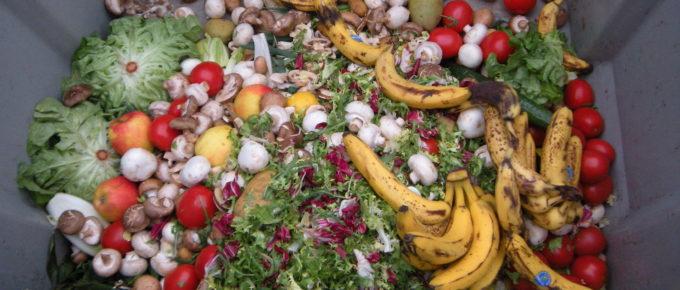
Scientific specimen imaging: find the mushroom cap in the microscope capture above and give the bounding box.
[92,248,122,278]
[57,210,85,235]
[120,252,148,277]
[132,231,160,258]
[123,204,150,233]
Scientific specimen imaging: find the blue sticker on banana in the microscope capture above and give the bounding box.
[535,271,552,287]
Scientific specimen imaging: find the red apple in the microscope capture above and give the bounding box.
[233,84,274,120]
[93,176,140,222]
[109,111,153,155]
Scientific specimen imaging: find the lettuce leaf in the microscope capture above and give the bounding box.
[62,16,201,113]
[17,98,119,205]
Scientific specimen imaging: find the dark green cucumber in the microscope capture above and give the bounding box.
[446,62,552,128]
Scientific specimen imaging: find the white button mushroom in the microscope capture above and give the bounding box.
[415,41,443,65]
[358,123,385,149]
[379,116,404,140]
[262,105,292,132]
[237,139,270,174]
[179,156,211,187]
[524,218,548,246]
[78,217,103,246]
[205,0,226,19]
[92,249,122,278]
[474,145,494,168]
[388,0,406,7]
[457,107,485,139]
[345,101,374,132]
[407,154,438,186]
[181,58,201,76]
[150,241,178,276]
[244,0,264,9]
[161,221,179,244]
[232,23,255,47]
[457,43,483,69]
[326,132,345,147]
[120,252,148,277]
[120,148,158,182]
[385,6,410,29]
[243,73,269,86]
[364,0,384,10]
[158,183,179,201]
[132,231,160,259]
[463,24,488,45]
[302,107,329,133]
[590,204,606,224]
[233,60,256,80]
[186,82,210,106]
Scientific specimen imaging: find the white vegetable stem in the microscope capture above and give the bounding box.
[46,194,108,256]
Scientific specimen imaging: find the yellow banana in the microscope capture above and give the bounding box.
[521,193,565,214]
[344,134,451,224]
[513,112,529,168]
[429,181,500,289]
[404,181,473,265]
[565,136,583,187]
[537,0,564,35]
[469,235,506,290]
[541,107,573,185]
[495,158,524,234]
[506,233,590,290]
[402,249,442,271]
[275,0,316,11]
[396,205,449,239]
[530,201,571,230]
[563,50,593,74]
[468,83,522,122]
[484,106,513,167]
[375,50,472,109]
[316,0,388,66]
[525,133,536,171]
[509,154,580,200]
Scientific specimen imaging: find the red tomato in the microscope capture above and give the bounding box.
[529,125,546,146]
[582,176,613,205]
[428,28,463,59]
[511,278,536,290]
[580,150,610,184]
[190,62,224,96]
[195,245,219,279]
[534,250,549,266]
[571,256,608,289]
[574,226,607,256]
[441,1,473,32]
[168,97,187,117]
[149,114,181,151]
[101,221,132,255]
[480,30,515,63]
[573,107,604,138]
[542,236,575,268]
[420,137,439,155]
[176,186,218,229]
[503,0,537,15]
[561,273,584,285]
[571,127,586,148]
[565,79,595,110]
[585,139,615,163]
[164,264,199,290]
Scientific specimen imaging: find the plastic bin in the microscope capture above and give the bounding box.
[0,0,678,288]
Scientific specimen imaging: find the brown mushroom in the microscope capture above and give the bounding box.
[224,0,240,12]
[254,56,268,75]
[348,0,368,17]
[143,197,175,219]
[209,225,226,243]
[132,274,161,290]
[177,247,194,261]
[57,210,86,235]
[399,22,425,41]
[276,122,303,149]
[272,12,298,37]
[418,64,445,79]
[62,84,93,107]
[215,73,244,103]
[71,251,88,264]
[259,91,287,110]
[238,7,262,25]
[182,229,203,252]
[258,10,276,32]
[182,96,199,117]
[366,7,387,35]
[169,117,199,131]
[139,178,163,197]
[341,11,363,29]
[473,7,495,27]
[123,204,150,233]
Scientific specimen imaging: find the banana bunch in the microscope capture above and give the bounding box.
[506,233,590,290]
[538,0,592,74]
[484,106,585,231]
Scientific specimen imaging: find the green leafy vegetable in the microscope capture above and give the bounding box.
[17,98,119,205]
[197,34,230,66]
[485,26,574,106]
[62,16,201,113]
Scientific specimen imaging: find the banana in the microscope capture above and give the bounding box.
[537,0,564,35]
[429,181,500,289]
[316,0,388,66]
[495,158,524,234]
[521,193,565,214]
[402,249,442,271]
[484,106,513,167]
[541,107,573,185]
[343,134,451,224]
[469,235,506,290]
[396,205,449,239]
[506,233,590,290]
[509,154,581,200]
[564,136,583,187]
[513,112,529,168]
[525,133,536,171]
[275,0,316,11]
[530,201,571,230]
[563,50,593,75]
[374,50,472,109]
[404,181,473,265]
[468,82,522,122]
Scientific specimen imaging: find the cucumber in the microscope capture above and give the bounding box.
[445,62,552,128]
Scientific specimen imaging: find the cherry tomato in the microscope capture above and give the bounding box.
[565,79,595,110]
[164,264,199,290]
[585,139,615,163]
[580,150,610,184]
[195,245,219,279]
[149,114,181,151]
[177,186,218,229]
[571,256,608,289]
[480,30,515,64]
[534,250,549,266]
[571,127,586,148]
[420,137,439,155]
[561,273,584,285]
[428,28,463,59]
[573,107,604,138]
[542,236,575,268]
[503,0,537,15]
[574,226,607,256]
[190,62,224,96]
[582,176,613,205]
[101,221,132,255]
[441,1,473,32]
[529,125,546,146]
[168,97,187,117]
